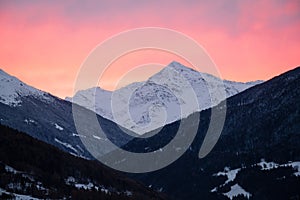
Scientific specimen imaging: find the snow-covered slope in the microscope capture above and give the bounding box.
[0,69,132,158]
[67,61,263,134]
[66,87,113,119]
[0,69,52,106]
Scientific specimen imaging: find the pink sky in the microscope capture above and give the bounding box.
[0,0,299,98]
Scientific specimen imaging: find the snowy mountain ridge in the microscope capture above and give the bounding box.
[0,63,262,136]
[67,61,263,134]
[0,69,52,107]
[0,68,136,158]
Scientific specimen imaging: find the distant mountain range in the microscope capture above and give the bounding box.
[0,63,262,158]
[66,61,262,134]
[0,64,299,200]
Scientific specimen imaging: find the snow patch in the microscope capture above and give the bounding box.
[256,159,279,170]
[24,119,36,124]
[73,182,111,194]
[65,177,120,195]
[0,187,41,200]
[75,183,94,190]
[54,123,64,131]
[214,167,241,185]
[35,183,47,191]
[72,133,86,138]
[254,159,300,176]
[212,159,300,197]
[93,135,107,140]
[5,165,18,174]
[124,190,132,196]
[65,176,76,185]
[54,138,77,153]
[223,184,251,200]
[290,162,300,176]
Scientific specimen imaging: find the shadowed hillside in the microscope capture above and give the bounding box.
[0,124,168,200]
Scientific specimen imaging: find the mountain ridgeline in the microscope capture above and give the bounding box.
[0,65,299,199]
[118,66,300,200]
[0,63,262,160]
[67,61,262,135]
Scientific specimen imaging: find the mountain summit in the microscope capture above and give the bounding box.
[67,62,263,134]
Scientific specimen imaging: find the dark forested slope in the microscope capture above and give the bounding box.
[0,124,167,200]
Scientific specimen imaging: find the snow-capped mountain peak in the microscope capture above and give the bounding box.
[167,61,197,72]
[67,62,263,135]
[0,69,52,107]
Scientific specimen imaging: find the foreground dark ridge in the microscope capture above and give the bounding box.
[0,124,168,200]
[120,66,300,200]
